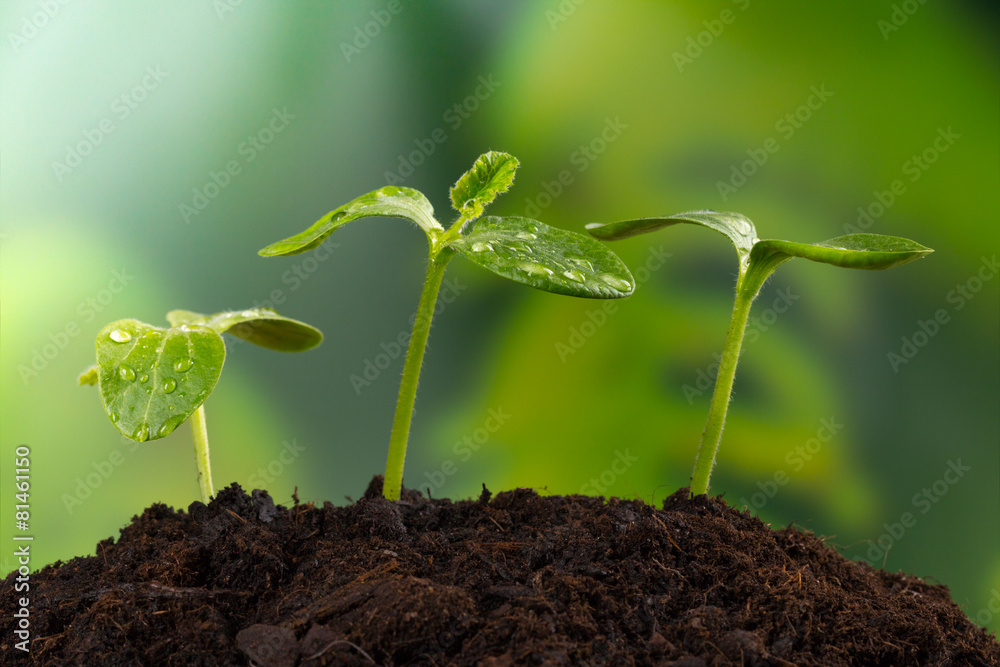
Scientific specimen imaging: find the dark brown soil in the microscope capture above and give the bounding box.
[2,478,997,666]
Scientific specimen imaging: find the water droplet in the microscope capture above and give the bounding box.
[562,270,586,283]
[598,274,633,291]
[194,390,208,403]
[132,423,149,442]
[509,243,533,255]
[109,329,131,343]
[110,412,120,423]
[471,242,494,252]
[566,257,594,271]
[519,262,554,277]
[139,374,149,383]
[178,392,187,398]
[173,358,193,372]
[119,364,136,382]
[515,232,537,241]
[162,378,177,394]
[143,386,152,394]
[157,415,186,438]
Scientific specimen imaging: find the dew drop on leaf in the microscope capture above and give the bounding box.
[598,273,632,291]
[562,269,586,283]
[566,257,594,271]
[139,374,149,383]
[162,378,177,394]
[519,262,554,277]
[471,242,494,252]
[173,358,193,372]
[132,423,149,442]
[119,364,136,382]
[110,412,120,423]
[515,232,537,240]
[109,329,131,343]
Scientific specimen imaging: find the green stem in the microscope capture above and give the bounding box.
[383,249,454,501]
[689,283,756,497]
[190,404,214,503]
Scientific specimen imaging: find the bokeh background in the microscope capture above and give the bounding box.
[2,0,998,632]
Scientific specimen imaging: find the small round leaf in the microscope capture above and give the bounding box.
[95,319,226,442]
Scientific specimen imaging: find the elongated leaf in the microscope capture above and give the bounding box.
[450,151,519,221]
[450,216,635,298]
[95,320,226,442]
[166,307,323,352]
[586,210,759,265]
[259,186,441,257]
[751,234,934,270]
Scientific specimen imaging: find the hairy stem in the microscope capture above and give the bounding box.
[689,285,755,497]
[383,249,454,501]
[190,404,214,503]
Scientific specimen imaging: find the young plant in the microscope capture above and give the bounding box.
[586,211,933,497]
[79,307,322,502]
[259,151,635,500]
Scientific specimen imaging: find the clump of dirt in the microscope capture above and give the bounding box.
[2,478,997,666]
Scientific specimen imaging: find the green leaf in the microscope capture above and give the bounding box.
[450,216,635,298]
[95,319,226,442]
[449,151,520,222]
[751,233,934,270]
[166,307,323,352]
[259,186,441,257]
[586,210,759,266]
[78,365,98,386]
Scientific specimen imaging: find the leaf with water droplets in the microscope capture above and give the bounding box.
[94,319,226,442]
[166,307,323,352]
[450,216,635,298]
[258,186,441,257]
[449,151,519,222]
[587,210,760,269]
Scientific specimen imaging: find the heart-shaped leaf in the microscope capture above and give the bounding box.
[450,216,635,298]
[449,151,519,222]
[259,186,441,257]
[95,319,226,442]
[587,210,759,267]
[751,233,934,270]
[166,307,323,352]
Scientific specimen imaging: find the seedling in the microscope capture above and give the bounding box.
[587,211,932,497]
[259,151,635,500]
[80,307,322,502]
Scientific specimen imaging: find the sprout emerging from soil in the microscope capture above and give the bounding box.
[259,151,635,500]
[79,307,322,502]
[587,211,933,497]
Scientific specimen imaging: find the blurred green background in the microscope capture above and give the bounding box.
[2,0,998,632]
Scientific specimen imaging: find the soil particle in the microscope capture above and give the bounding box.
[2,479,997,665]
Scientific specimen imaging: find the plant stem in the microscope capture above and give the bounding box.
[383,250,454,501]
[689,284,755,497]
[190,404,214,503]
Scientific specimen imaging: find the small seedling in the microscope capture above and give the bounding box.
[80,307,322,502]
[587,211,933,497]
[260,151,635,500]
